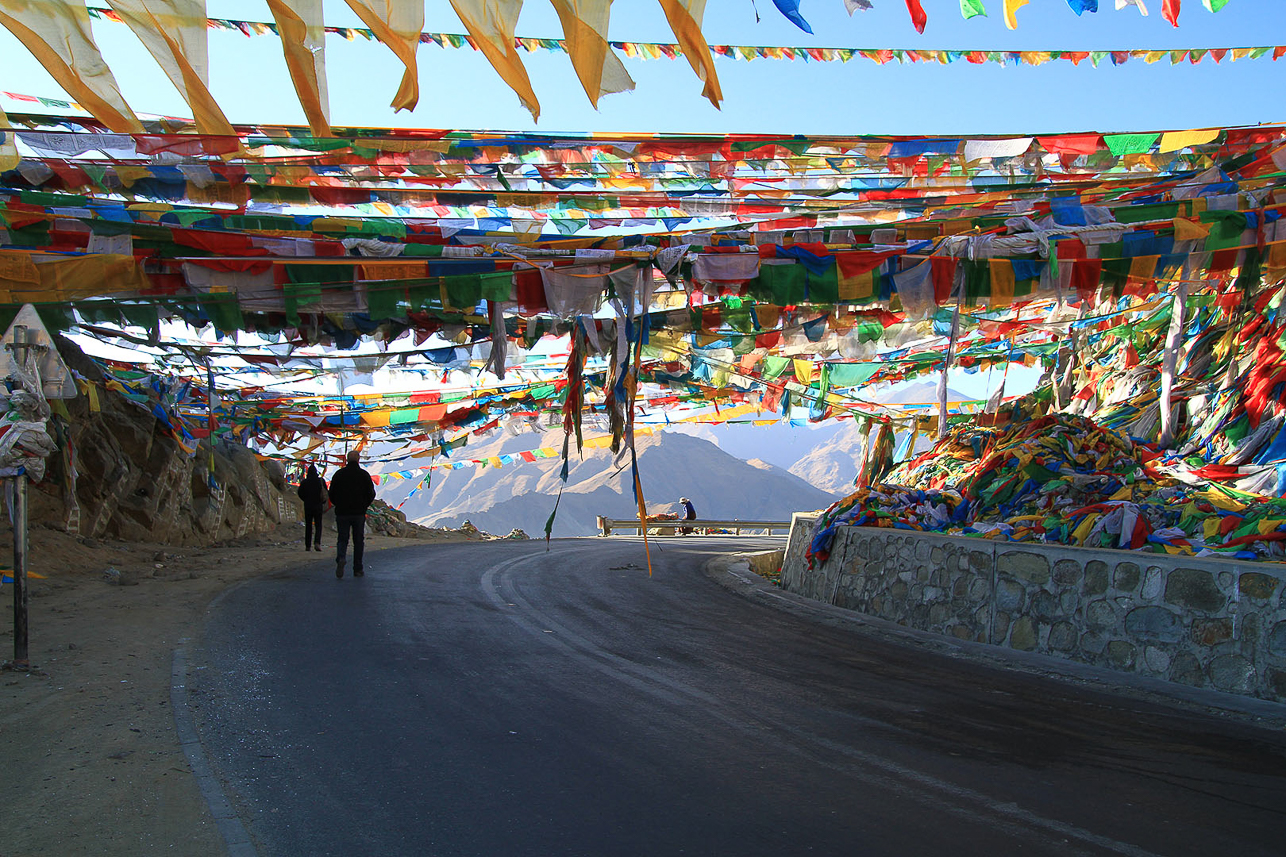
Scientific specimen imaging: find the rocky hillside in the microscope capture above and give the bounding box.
[12,335,303,547]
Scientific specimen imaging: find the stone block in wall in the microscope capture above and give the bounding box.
[1268,668,1286,699]
[995,579,1024,612]
[1030,591,1060,623]
[1164,568,1226,612]
[1239,572,1280,601]
[1190,617,1233,647]
[1049,622,1077,651]
[1270,621,1286,658]
[1209,655,1256,694]
[1107,641,1137,669]
[1169,652,1205,687]
[1144,646,1171,674]
[1086,599,1119,629]
[1124,606,1184,643]
[1142,566,1164,599]
[996,551,1049,585]
[1053,559,1081,586]
[1080,630,1108,655]
[1084,560,1109,596]
[1010,616,1038,651]
[1114,562,1141,593]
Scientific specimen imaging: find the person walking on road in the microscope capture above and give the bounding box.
[328,450,376,578]
[296,463,329,551]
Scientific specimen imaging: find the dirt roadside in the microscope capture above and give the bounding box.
[0,523,483,857]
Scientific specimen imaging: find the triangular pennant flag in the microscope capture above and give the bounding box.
[343,0,423,110]
[656,0,723,108]
[549,0,635,109]
[450,0,540,120]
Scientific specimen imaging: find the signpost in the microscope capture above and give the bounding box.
[0,305,75,669]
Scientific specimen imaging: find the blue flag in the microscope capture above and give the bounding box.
[772,0,813,34]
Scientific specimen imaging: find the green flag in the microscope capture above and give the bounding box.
[960,0,987,18]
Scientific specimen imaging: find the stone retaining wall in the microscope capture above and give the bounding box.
[780,515,1286,703]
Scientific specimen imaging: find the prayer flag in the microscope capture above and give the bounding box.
[905,0,928,33]
[989,259,1016,306]
[0,105,16,173]
[1158,128,1219,152]
[772,0,813,33]
[960,0,987,18]
[549,0,635,108]
[656,0,722,108]
[450,0,540,120]
[343,0,423,111]
[0,0,142,132]
[266,0,331,137]
[105,1,236,141]
[1162,0,1180,26]
[1115,0,1149,15]
[1004,0,1029,28]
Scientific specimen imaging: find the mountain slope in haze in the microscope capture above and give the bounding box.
[787,381,971,494]
[381,430,839,538]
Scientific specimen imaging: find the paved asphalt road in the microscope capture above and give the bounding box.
[189,537,1286,857]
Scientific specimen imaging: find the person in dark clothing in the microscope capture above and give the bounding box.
[680,497,696,535]
[329,450,377,578]
[296,463,328,551]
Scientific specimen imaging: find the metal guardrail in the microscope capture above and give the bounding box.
[597,517,792,536]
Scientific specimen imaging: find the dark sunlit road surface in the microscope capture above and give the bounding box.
[189,538,1286,857]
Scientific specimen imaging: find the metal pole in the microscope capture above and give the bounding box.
[12,470,27,667]
[11,326,29,667]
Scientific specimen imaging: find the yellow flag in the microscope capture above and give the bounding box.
[1003,0,1029,29]
[549,0,635,108]
[656,0,722,109]
[1173,217,1210,241]
[266,0,330,137]
[0,104,17,172]
[1158,128,1220,153]
[105,0,235,139]
[0,0,142,132]
[989,259,1015,306]
[343,0,423,111]
[449,0,540,120]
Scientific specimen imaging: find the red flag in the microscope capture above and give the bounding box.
[905,0,927,34]
[1163,0,1181,26]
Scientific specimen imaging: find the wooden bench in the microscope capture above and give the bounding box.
[597,517,792,536]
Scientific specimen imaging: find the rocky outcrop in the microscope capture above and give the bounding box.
[26,336,301,547]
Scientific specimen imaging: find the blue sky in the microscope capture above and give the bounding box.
[1,1,1284,135]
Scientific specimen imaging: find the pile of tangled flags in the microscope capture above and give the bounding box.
[807,414,1286,567]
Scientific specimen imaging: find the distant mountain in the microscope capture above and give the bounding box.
[786,381,969,494]
[377,429,839,538]
[788,419,867,495]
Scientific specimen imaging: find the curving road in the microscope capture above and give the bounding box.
[187,537,1286,857]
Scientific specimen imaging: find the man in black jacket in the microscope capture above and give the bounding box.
[328,450,377,578]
